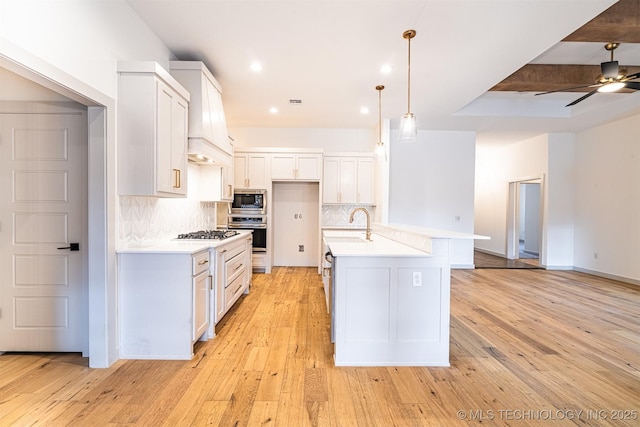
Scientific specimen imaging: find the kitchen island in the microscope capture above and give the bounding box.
[324,224,486,366]
[116,231,252,360]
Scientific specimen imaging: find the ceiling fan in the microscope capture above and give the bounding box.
[535,43,640,106]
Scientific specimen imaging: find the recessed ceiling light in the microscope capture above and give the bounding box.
[250,62,262,72]
[360,107,370,114]
[269,107,278,114]
[380,64,392,74]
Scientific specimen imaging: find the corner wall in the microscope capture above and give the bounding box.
[573,113,640,283]
[389,129,476,267]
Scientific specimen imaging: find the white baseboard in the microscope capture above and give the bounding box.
[573,267,640,287]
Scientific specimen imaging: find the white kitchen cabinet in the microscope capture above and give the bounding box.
[234,152,269,189]
[212,238,249,327]
[199,164,234,202]
[322,155,375,204]
[118,249,210,360]
[271,152,322,181]
[169,61,232,163]
[244,233,253,287]
[118,62,189,197]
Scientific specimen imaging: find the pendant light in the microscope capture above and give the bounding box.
[398,29,417,143]
[376,85,385,156]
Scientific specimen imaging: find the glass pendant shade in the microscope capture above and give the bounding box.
[398,112,417,143]
[398,29,417,143]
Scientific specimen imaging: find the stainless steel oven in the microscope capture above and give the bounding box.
[228,215,267,253]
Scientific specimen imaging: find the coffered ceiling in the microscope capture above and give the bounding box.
[124,1,640,144]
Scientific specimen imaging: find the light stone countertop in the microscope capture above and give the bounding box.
[117,231,251,254]
[323,230,431,258]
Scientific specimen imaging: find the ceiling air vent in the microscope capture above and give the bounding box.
[289,99,302,105]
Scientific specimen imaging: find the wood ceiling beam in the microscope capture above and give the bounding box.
[490,64,640,92]
[563,0,640,43]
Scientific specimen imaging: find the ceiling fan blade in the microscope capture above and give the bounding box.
[535,84,597,96]
[624,72,640,80]
[566,89,598,107]
[601,61,619,79]
[625,81,640,90]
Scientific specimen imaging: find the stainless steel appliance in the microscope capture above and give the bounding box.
[176,230,239,240]
[228,215,267,253]
[323,250,335,343]
[228,189,268,255]
[230,189,266,215]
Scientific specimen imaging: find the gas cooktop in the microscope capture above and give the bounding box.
[176,230,239,240]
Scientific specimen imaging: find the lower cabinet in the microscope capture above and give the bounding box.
[118,249,210,360]
[211,237,250,331]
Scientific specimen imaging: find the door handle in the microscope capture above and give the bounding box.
[57,243,80,251]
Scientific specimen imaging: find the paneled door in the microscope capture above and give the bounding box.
[0,111,87,352]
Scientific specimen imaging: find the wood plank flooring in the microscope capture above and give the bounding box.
[0,267,638,426]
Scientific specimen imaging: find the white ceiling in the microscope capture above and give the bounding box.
[47,1,640,145]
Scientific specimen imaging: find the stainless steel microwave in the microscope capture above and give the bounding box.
[230,189,267,215]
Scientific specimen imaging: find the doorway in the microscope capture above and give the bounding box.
[1,50,114,367]
[507,178,543,263]
[272,182,319,267]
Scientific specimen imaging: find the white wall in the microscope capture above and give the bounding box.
[573,114,640,282]
[229,127,377,152]
[0,0,174,100]
[545,133,575,268]
[389,130,476,267]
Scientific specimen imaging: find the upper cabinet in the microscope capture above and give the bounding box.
[271,152,322,181]
[199,164,234,202]
[118,62,190,197]
[234,152,269,189]
[323,155,375,204]
[170,61,232,165]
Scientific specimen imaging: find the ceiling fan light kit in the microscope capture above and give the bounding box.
[398,29,418,143]
[535,42,640,106]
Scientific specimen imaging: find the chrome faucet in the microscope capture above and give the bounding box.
[349,207,372,241]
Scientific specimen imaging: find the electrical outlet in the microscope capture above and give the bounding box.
[299,245,304,252]
[594,252,598,259]
[455,215,461,221]
[412,271,422,287]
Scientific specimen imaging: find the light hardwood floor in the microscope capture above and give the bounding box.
[0,267,638,426]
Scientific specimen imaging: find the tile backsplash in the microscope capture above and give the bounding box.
[118,196,216,246]
[321,205,376,228]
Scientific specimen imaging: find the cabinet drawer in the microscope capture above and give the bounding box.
[224,240,245,260]
[226,255,246,284]
[193,250,210,276]
[225,273,245,311]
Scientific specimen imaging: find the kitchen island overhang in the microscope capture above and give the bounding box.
[324,225,487,367]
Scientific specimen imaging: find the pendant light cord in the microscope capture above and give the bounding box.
[407,35,411,114]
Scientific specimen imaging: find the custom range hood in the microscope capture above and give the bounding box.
[170,61,233,165]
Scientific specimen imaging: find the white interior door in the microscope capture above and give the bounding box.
[0,111,87,352]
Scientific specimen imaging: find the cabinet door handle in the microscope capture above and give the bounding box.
[198,259,209,266]
[234,263,244,272]
[173,169,181,188]
[209,275,213,290]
